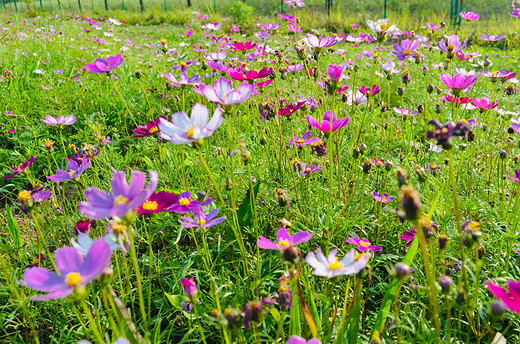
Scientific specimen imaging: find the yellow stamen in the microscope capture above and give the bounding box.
[297,138,304,143]
[197,219,206,225]
[142,201,158,211]
[186,125,198,139]
[359,241,370,247]
[18,190,31,202]
[329,257,344,270]
[114,195,129,205]
[355,252,364,261]
[160,38,167,45]
[278,238,289,246]
[69,170,76,176]
[149,126,158,134]
[180,61,187,67]
[446,44,455,52]
[65,272,82,287]
[179,198,190,206]
[403,49,411,55]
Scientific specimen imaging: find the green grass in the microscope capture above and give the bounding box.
[1,6,520,344]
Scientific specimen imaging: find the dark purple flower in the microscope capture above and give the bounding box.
[74,220,91,235]
[426,120,469,149]
[47,156,91,183]
[165,191,212,214]
[242,297,275,331]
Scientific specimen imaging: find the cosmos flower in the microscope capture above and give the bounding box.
[78,170,158,220]
[426,23,441,31]
[305,248,369,278]
[438,35,467,58]
[164,68,203,88]
[257,23,279,31]
[228,68,273,82]
[459,11,479,21]
[303,34,339,52]
[257,227,313,250]
[286,337,321,344]
[511,119,520,136]
[41,115,76,126]
[47,156,91,183]
[135,191,179,215]
[372,191,395,203]
[132,117,163,137]
[71,232,123,256]
[346,237,383,252]
[299,164,323,176]
[203,51,226,62]
[506,169,520,183]
[279,13,297,24]
[289,130,321,148]
[278,101,307,117]
[381,61,400,76]
[486,281,520,314]
[367,18,399,40]
[392,39,419,61]
[158,104,224,145]
[480,34,505,42]
[179,208,226,230]
[231,41,256,51]
[306,111,350,133]
[284,0,305,8]
[469,97,498,111]
[3,156,36,179]
[85,54,124,74]
[400,228,416,247]
[194,77,255,107]
[181,277,198,300]
[21,238,112,301]
[426,120,469,149]
[344,90,368,106]
[166,191,213,214]
[393,107,418,116]
[482,70,516,82]
[439,73,478,95]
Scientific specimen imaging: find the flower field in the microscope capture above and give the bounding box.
[1,2,520,343]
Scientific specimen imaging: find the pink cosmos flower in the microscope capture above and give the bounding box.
[392,39,419,61]
[486,281,520,314]
[278,101,306,117]
[506,169,520,183]
[47,156,91,183]
[194,77,255,107]
[438,35,467,57]
[289,130,321,148]
[136,191,179,215]
[306,111,349,133]
[427,23,441,31]
[179,208,226,230]
[287,336,321,344]
[440,73,478,95]
[228,68,273,81]
[41,115,76,126]
[132,117,163,137]
[257,227,313,251]
[303,34,339,52]
[480,34,505,42]
[86,54,124,73]
[459,12,479,21]
[305,248,369,278]
[257,23,278,31]
[299,164,323,176]
[372,191,395,203]
[21,238,112,301]
[346,237,382,252]
[3,156,36,179]
[279,13,296,24]
[400,228,416,247]
[164,68,203,88]
[469,97,498,111]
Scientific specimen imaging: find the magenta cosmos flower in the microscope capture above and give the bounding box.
[278,101,307,117]
[372,191,395,203]
[507,169,520,183]
[158,104,223,145]
[400,228,416,247]
[136,190,179,215]
[231,41,256,51]
[287,336,321,344]
[392,39,419,61]
[258,228,313,250]
[41,115,76,126]
[346,237,382,252]
[228,68,273,82]
[78,170,158,220]
[305,248,369,278]
[86,54,124,73]
[469,97,498,111]
[486,281,520,314]
[306,111,350,133]
[132,117,164,137]
[3,156,36,179]
[440,73,478,96]
[459,12,479,21]
[21,238,112,301]
[179,208,226,230]
[194,77,255,107]
[181,277,198,299]
[47,156,90,183]
[289,130,321,148]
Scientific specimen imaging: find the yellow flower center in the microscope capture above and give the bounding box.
[441,128,448,134]
[278,238,289,246]
[30,258,40,265]
[311,140,323,147]
[186,125,198,139]
[359,241,370,247]
[142,200,158,211]
[161,38,167,45]
[179,198,190,206]
[329,257,344,270]
[446,44,455,52]
[69,170,76,176]
[149,126,158,134]
[466,221,481,232]
[114,195,129,205]
[381,196,386,202]
[297,138,304,143]
[18,190,31,202]
[65,272,82,287]
[403,49,411,55]
[492,70,498,76]
[431,164,438,169]
[197,219,206,225]
[306,167,311,172]
[460,119,467,123]
[111,221,127,234]
[355,252,365,261]
[180,61,187,67]
[380,23,387,31]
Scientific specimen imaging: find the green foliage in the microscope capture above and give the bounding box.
[222,0,255,23]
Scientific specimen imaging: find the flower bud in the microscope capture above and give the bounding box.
[283,245,299,264]
[396,168,409,187]
[280,218,292,228]
[223,308,241,329]
[276,189,289,207]
[397,86,404,96]
[438,234,449,251]
[181,277,198,301]
[400,185,421,220]
[439,276,453,293]
[394,262,411,278]
[362,161,372,174]
[74,220,91,235]
[414,165,427,182]
[490,300,506,317]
